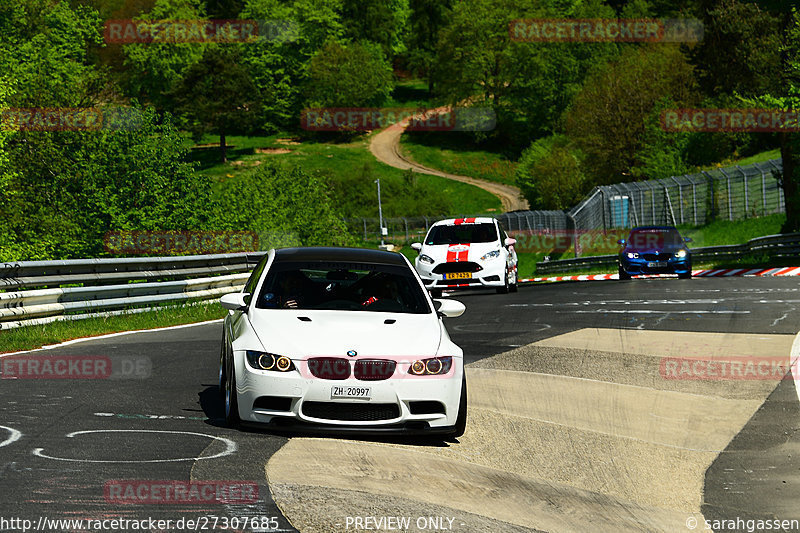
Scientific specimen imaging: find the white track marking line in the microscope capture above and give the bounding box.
[32,429,236,463]
[1,319,224,357]
[0,425,22,448]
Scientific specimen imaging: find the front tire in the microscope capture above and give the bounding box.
[618,267,631,280]
[678,271,692,279]
[224,358,240,428]
[496,271,510,294]
[218,335,227,399]
[447,376,467,440]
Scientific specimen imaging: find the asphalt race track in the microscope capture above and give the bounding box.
[2,277,800,532]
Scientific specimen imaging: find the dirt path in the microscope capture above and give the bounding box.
[368,110,529,212]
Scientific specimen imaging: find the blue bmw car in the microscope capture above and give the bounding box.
[617,226,692,280]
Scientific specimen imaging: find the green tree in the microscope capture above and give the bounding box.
[171,45,260,161]
[121,0,208,112]
[305,39,394,107]
[565,45,697,184]
[213,162,353,247]
[405,0,453,94]
[240,0,344,131]
[432,0,619,146]
[340,0,410,58]
[516,135,587,210]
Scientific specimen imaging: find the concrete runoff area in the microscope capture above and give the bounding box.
[266,328,797,532]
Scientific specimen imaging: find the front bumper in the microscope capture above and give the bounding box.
[234,354,463,431]
[416,260,513,289]
[619,257,691,275]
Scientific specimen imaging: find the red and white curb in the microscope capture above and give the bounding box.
[520,266,800,283]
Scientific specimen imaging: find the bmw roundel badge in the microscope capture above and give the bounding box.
[346,350,357,357]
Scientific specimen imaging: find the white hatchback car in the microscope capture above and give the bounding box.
[219,247,467,438]
[411,217,518,296]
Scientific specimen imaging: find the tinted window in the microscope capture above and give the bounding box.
[256,261,431,314]
[627,228,684,248]
[242,254,269,305]
[425,223,498,245]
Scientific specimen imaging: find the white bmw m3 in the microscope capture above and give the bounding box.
[218,247,467,437]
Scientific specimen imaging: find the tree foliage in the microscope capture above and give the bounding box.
[305,39,394,108]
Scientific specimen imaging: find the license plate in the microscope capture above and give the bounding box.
[443,272,472,280]
[647,261,668,268]
[331,385,371,400]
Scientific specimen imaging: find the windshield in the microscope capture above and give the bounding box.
[256,261,431,314]
[627,228,685,249]
[425,223,498,245]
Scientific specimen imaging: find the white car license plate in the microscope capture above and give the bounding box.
[647,261,668,268]
[331,385,371,400]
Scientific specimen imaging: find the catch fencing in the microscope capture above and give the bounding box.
[570,159,784,231]
[344,159,784,247]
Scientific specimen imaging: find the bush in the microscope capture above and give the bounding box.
[516,135,587,210]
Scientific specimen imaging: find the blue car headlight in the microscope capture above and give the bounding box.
[675,250,688,259]
[626,252,639,259]
[418,254,435,265]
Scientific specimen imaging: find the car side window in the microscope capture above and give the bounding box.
[243,255,268,305]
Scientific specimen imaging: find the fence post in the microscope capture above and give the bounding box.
[761,168,767,216]
[718,168,733,221]
[702,171,715,221]
[403,218,409,242]
[737,166,748,218]
[670,176,684,224]
[362,218,367,241]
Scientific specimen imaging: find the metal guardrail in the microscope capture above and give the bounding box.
[535,233,800,274]
[0,252,267,330]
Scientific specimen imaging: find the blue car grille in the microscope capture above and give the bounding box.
[641,252,674,261]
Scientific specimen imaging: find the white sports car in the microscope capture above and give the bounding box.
[411,217,518,296]
[218,247,467,437]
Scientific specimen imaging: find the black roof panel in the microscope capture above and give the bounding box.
[274,247,407,266]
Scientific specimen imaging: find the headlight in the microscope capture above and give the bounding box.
[675,250,687,258]
[626,252,639,259]
[246,351,295,372]
[481,250,501,261]
[408,356,453,376]
[418,254,435,265]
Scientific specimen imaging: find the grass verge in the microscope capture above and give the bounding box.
[0,302,226,354]
[400,131,518,185]
[189,133,502,217]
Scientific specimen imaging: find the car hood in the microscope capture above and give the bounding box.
[421,242,500,262]
[246,309,443,359]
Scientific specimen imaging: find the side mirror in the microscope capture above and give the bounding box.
[504,237,516,247]
[617,239,626,245]
[220,292,249,311]
[684,237,693,243]
[410,242,422,251]
[433,298,466,318]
